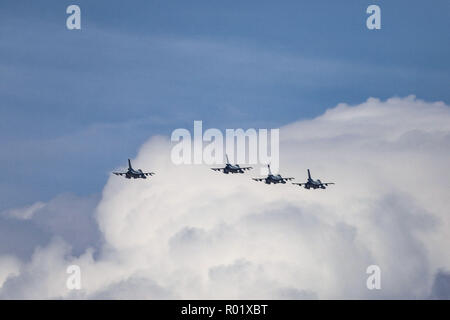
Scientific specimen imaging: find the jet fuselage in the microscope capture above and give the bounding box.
[223,163,244,174]
[125,168,147,179]
[303,178,326,189]
[265,174,286,184]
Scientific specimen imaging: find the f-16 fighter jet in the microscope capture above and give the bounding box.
[211,155,253,174]
[252,164,294,184]
[292,169,334,189]
[113,159,155,179]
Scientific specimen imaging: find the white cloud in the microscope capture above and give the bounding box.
[0,193,100,258]
[0,256,20,289]
[1,96,449,299]
[3,202,46,220]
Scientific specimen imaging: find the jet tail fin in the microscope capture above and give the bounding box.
[128,159,132,169]
[307,169,311,180]
[268,164,272,175]
[226,154,230,164]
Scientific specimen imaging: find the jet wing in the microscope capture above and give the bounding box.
[240,167,253,171]
[143,172,155,176]
[282,177,295,181]
[292,182,305,186]
[322,182,334,186]
[211,168,224,172]
[252,178,266,181]
[113,172,126,176]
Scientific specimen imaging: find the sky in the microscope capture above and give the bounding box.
[0,1,449,299]
[1,0,449,209]
[1,96,450,299]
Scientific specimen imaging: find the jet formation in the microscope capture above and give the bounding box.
[112,156,334,190]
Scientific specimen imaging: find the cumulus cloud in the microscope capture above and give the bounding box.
[430,270,450,299]
[0,193,100,259]
[3,202,46,220]
[0,96,449,299]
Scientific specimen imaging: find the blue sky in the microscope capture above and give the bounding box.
[0,0,449,210]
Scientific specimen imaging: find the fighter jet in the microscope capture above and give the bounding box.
[113,159,155,179]
[252,164,295,184]
[211,155,253,174]
[292,169,334,189]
